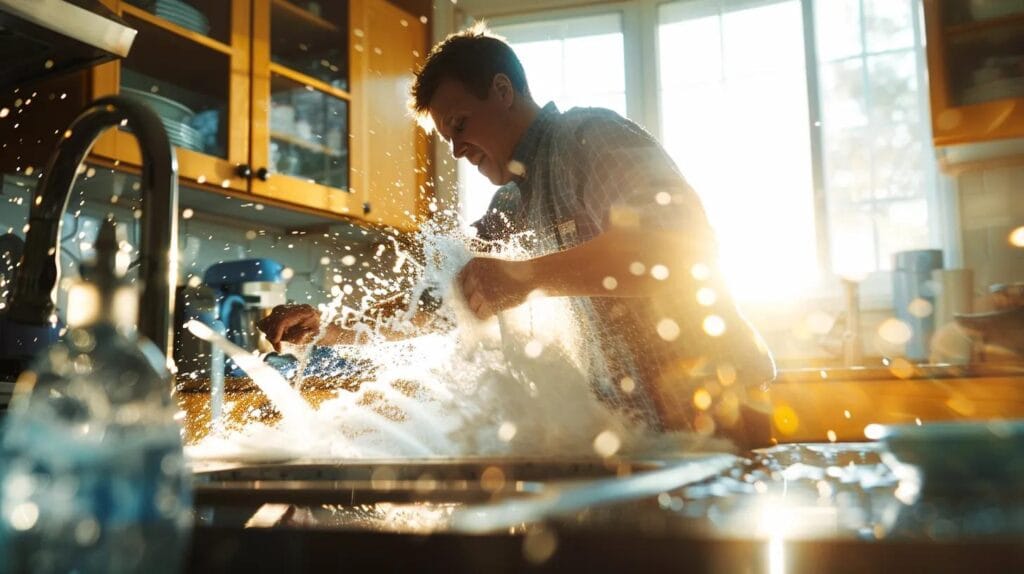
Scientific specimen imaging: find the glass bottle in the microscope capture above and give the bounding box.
[1,218,191,573]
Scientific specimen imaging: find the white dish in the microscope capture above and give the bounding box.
[120,86,195,124]
[962,77,1024,105]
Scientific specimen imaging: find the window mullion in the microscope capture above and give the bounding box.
[801,0,831,282]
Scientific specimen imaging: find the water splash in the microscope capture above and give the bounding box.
[185,219,719,461]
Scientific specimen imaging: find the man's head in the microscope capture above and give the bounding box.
[411,25,538,185]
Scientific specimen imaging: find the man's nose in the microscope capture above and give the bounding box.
[451,139,467,159]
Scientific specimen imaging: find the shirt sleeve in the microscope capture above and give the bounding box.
[562,112,717,250]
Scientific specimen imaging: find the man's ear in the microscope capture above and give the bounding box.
[492,73,515,107]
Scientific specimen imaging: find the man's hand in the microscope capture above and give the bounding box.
[257,304,321,352]
[457,258,534,320]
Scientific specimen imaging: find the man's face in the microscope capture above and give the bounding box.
[428,77,517,186]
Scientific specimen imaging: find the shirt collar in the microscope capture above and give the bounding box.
[510,102,560,182]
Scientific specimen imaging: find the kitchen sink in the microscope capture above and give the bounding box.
[191,455,741,533]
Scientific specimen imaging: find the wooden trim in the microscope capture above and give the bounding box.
[122,4,235,56]
[350,0,369,204]
[939,152,1024,176]
[932,99,1024,146]
[228,0,252,175]
[945,11,1024,39]
[923,0,951,143]
[86,155,358,225]
[249,0,272,187]
[251,174,359,215]
[106,129,247,190]
[267,63,353,101]
[271,0,339,32]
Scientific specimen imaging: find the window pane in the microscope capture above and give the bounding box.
[493,13,626,116]
[659,16,722,87]
[864,0,915,54]
[659,0,817,300]
[867,52,921,125]
[820,59,868,130]
[823,129,872,204]
[814,0,862,61]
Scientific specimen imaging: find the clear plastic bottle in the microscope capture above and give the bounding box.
[1,219,191,573]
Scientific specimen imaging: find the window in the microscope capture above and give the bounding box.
[659,0,817,300]
[658,0,939,300]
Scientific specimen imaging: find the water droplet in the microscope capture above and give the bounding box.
[592,430,621,457]
[281,267,294,280]
[650,264,669,280]
[181,208,194,220]
[877,318,912,345]
[524,339,543,358]
[702,315,726,337]
[341,255,357,266]
[655,191,671,205]
[522,527,558,564]
[498,421,517,442]
[907,297,933,319]
[1010,226,1024,247]
[690,262,711,281]
[10,502,39,531]
[619,376,635,393]
[602,276,618,291]
[656,318,680,341]
[863,423,885,440]
[0,108,9,118]
[826,429,837,442]
[693,388,712,411]
[772,404,799,436]
[629,261,645,276]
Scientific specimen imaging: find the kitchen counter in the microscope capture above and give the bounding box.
[186,443,1024,573]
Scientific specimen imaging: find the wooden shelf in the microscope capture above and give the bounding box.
[269,63,351,101]
[271,131,345,157]
[122,4,233,56]
[945,11,1024,40]
[271,0,339,33]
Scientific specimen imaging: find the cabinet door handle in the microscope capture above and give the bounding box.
[256,167,271,181]
[362,201,371,215]
[235,164,252,179]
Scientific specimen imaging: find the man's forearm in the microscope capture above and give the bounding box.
[524,227,712,298]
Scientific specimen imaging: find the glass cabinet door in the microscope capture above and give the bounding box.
[100,0,251,191]
[925,0,1024,145]
[250,0,358,217]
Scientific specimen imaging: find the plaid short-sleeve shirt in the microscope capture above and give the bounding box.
[473,103,775,432]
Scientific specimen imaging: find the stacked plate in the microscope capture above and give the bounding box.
[154,0,210,35]
[120,87,203,152]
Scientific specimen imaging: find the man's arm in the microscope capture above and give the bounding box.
[458,225,712,320]
[258,292,442,351]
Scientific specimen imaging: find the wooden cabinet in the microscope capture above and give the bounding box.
[924,0,1024,146]
[87,0,427,231]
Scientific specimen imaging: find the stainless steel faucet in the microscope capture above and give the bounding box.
[3,96,179,362]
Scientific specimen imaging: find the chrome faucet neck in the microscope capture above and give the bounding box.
[7,95,179,361]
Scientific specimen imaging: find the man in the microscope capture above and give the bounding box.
[259,26,775,446]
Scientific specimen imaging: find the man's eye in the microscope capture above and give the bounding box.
[453,119,466,133]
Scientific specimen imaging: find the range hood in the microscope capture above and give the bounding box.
[0,0,136,90]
